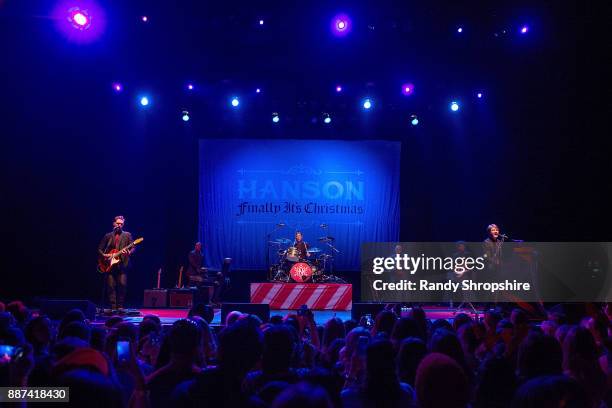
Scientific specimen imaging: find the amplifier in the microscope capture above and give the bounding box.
[143,289,168,308]
[169,288,196,308]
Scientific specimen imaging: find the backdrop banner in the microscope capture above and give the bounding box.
[199,139,401,270]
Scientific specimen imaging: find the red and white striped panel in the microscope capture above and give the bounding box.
[250,283,352,311]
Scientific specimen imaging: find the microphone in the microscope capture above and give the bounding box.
[499,234,509,240]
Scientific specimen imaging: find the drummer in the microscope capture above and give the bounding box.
[294,231,311,260]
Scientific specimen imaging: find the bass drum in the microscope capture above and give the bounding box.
[289,262,313,283]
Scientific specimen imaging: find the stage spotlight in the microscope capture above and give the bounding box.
[53,2,106,43]
[323,113,332,124]
[335,85,342,93]
[272,112,280,123]
[477,92,483,99]
[457,26,463,33]
[450,101,460,112]
[259,19,264,26]
[231,97,240,107]
[182,111,190,122]
[139,96,150,107]
[410,114,419,126]
[73,12,88,26]
[401,83,414,96]
[331,13,351,37]
[141,16,148,22]
[112,82,122,92]
[256,88,261,93]
[68,7,91,30]
[363,98,372,110]
[520,25,529,34]
[187,83,194,91]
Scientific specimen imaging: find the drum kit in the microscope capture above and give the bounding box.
[267,235,344,283]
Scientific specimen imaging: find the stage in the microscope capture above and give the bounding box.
[89,305,482,328]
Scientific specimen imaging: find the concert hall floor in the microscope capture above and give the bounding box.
[92,306,480,327]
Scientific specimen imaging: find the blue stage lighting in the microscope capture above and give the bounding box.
[410,115,419,126]
[363,99,372,110]
[457,26,463,33]
[323,113,332,124]
[331,14,352,37]
[259,19,264,26]
[477,92,483,99]
[272,112,280,123]
[182,111,190,122]
[256,88,261,93]
[139,96,149,107]
[231,97,239,107]
[520,25,529,34]
[450,101,460,112]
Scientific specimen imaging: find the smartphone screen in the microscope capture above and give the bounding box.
[0,345,15,363]
[117,340,130,362]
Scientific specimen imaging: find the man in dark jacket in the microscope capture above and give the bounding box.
[98,215,134,310]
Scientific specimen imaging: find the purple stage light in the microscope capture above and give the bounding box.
[187,83,194,90]
[72,11,88,27]
[335,85,342,93]
[112,82,122,92]
[142,16,148,22]
[331,14,351,37]
[53,1,106,43]
[520,25,529,34]
[401,83,415,96]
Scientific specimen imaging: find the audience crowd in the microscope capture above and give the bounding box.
[1,299,612,407]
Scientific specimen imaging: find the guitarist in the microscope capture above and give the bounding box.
[98,215,134,310]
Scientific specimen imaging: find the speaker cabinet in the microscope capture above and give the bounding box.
[143,289,168,308]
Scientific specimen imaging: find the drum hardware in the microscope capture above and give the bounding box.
[266,223,289,280]
[318,236,335,243]
[307,247,322,253]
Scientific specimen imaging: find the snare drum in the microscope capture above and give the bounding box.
[286,247,300,262]
[289,262,313,283]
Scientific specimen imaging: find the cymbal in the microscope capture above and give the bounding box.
[272,238,292,244]
[308,247,322,253]
[318,236,335,242]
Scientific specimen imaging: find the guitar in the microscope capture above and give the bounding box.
[98,237,144,273]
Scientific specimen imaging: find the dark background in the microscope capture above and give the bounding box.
[0,0,608,305]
